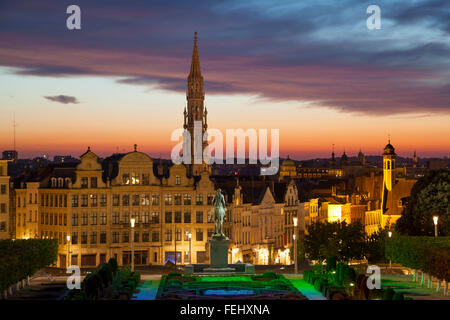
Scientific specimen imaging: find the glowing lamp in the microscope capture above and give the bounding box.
[130,218,135,228]
[293,217,298,227]
[433,216,438,225]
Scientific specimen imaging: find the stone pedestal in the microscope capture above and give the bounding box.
[209,236,229,269]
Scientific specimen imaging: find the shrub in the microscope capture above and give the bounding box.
[326,256,337,271]
[167,272,182,278]
[166,279,182,288]
[262,271,277,279]
[392,292,404,300]
[383,288,395,300]
[343,267,356,285]
[107,258,118,273]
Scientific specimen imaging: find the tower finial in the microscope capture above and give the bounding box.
[388,133,391,144]
[134,144,137,152]
[194,31,197,41]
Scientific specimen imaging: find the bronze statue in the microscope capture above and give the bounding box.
[212,188,227,237]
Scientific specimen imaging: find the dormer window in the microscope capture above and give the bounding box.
[58,178,63,187]
[91,177,97,188]
[122,173,130,185]
[51,178,57,188]
[175,175,181,185]
[131,172,140,185]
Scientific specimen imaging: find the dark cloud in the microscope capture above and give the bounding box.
[44,95,79,104]
[0,0,449,115]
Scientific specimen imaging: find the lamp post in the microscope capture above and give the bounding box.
[130,218,135,272]
[66,235,71,269]
[174,226,177,268]
[433,216,438,237]
[388,231,392,270]
[293,217,298,275]
[188,232,192,264]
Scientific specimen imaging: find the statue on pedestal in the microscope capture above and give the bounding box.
[212,188,227,237]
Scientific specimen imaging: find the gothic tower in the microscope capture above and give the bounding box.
[183,32,208,176]
[330,144,336,168]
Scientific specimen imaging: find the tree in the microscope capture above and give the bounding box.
[396,170,450,236]
[365,228,388,263]
[303,221,365,262]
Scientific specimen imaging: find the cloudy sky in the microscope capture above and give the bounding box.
[0,0,449,159]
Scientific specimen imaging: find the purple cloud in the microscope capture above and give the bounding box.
[44,95,79,104]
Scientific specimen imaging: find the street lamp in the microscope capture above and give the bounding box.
[188,232,192,264]
[388,231,392,270]
[293,217,298,275]
[66,235,71,269]
[130,218,135,272]
[433,216,438,237]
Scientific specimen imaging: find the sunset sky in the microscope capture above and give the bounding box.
[0,0,449,160]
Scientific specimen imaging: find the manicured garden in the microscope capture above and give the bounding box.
[64,258,141,300]
[155,271,306,300]
[303,256,410,300]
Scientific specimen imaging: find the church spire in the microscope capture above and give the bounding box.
[189,32,202,79]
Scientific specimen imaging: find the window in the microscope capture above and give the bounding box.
[0,203,6,213]
[175,175,181,185]
[142,212,149,224]
[100,194,107,206]
[1,184,6,194]
[122,173,130,185]
[72,232,78,244]
[207,194,214,205]
[164,194,172,205]
[142,174,149,185]
[90,194,97,207]
[90,212,97,225]
[184,193,191,205]
[40,213,44,224]
[174,211,182,223]
[132,212,139,224]
[81,177,88,188]
[112,212,120,224]
[142,194,150,206]
[112,232,119,243]
[81,232,87,244]
[196,229,203,241]
[132,194,140,206]
[184,229,191,241]
[196,194,203,205]
[152,231,159,242]
[207,228,214,239]
[100,231,107,244]
[72,195,78,208]
[122,212,129,224]
[165,211,172,223]
[196,211,203,223]
[151,212,159,224]
[100,212,107,225]
[207,210,214,223]
[122,232,129,243]
[122,195,130,206]
[90,177,97,188]
[174,193,182,205]
[175,228,181,241]
[131,172,140,185]
[81,212,88,225]
[90,232,97,244]
[64,195,67,207]
[152,194,159,205]
[81,195,88,207]
[184,211,191,223]
[165,229,172,241]
[113,194,120,206]
[142,231,149,242]
[134,231,139,242]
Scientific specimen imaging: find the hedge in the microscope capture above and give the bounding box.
[386,236,450,281]
[0,239,58,291]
